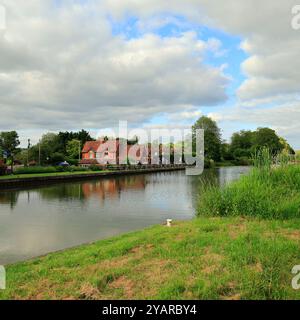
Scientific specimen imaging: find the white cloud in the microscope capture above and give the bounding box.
[210,99,300,147]
[2,0,300,147]
[104,0,300,147]
[0,1,228,133]
[103,0,300,102]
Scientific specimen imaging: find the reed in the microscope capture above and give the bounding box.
[198,149,300,219]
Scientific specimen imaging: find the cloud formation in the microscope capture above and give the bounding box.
[1,1,300,147]
[104,0,299,102]
[102,0,300,145]
[0,1,228,133]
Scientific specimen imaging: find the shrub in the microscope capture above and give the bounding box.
[66,158,79,166]
[14,166,57,175]
[14,165,89,175]
[89,165,103,172]
[69,166,88,172]
[232,157,252,166]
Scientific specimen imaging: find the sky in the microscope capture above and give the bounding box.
[0,1,300,148]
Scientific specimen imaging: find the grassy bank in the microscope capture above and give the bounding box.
[1,216,300,300]
[198,164,300,219]
[0,165,187,181]
[0,171,104,180]
[2,163,300,300]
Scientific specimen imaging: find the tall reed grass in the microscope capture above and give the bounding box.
[197,148,300,219]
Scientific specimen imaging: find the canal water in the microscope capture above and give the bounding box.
[0,166,249,264]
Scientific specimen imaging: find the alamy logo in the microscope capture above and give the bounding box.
[291,5,300,30]
[94,121,205,176]
[0,266,5,290]
[292,265,300,290]
[0,4,6,30]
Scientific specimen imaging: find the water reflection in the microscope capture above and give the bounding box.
[0,192,19,209]
[0,167,249,264]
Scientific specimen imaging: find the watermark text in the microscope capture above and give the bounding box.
[292,265,300,289]
[291,5,300,30]
[92,121,204,176]
[0,266,5,290]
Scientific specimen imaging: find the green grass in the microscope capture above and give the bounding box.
[1,217,300,300]
[198,165,300,219]
[2,160,300,300]
[0,171,109,180]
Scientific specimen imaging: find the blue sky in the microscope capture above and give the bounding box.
[1,1,299,148]
[107,14,253,141]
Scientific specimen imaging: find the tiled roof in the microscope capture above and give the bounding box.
[82,141,102,153]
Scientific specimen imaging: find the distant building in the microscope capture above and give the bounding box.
[80,139,149,166]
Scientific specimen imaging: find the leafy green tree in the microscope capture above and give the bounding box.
[66,139,81,160]
[0,131,20,170]
[15,149,28,164]
[50,152,65,165]
[221,142,234,161]
[230,130,254,151]
[279,137,295,155]
[58,130,94,154]
[193,116,222,162]
[229,128,287,160]
[30,133,61,165]
[229,130,254,161]
[253,128,283,154]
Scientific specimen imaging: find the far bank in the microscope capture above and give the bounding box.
[0,165,188,190]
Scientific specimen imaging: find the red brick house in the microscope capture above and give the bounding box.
[80,141,102,165]
[80,139,150,166]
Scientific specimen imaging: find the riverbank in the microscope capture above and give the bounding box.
[198,164,300,219]
[0,165,186,189]
[1,216,300,300]
[2,164,299,300]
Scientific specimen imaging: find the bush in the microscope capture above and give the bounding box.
[69,166,89,172]
[231,157,252,166]
[66,158,79,166]
[14,165,89,175]
[14,166,57,175]
[89,165,103,172]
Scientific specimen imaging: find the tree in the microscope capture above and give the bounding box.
[279,137,295,155]
[230,130,254,151]
[66,139,81,160]
[58,130,94,154]
[193,116,222,161]
[50,152,65,164]
[228,128,287,161]
[221,142,233,161]
[0,131,20,171]
[253,128,283,154]
[30,133,61,165]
